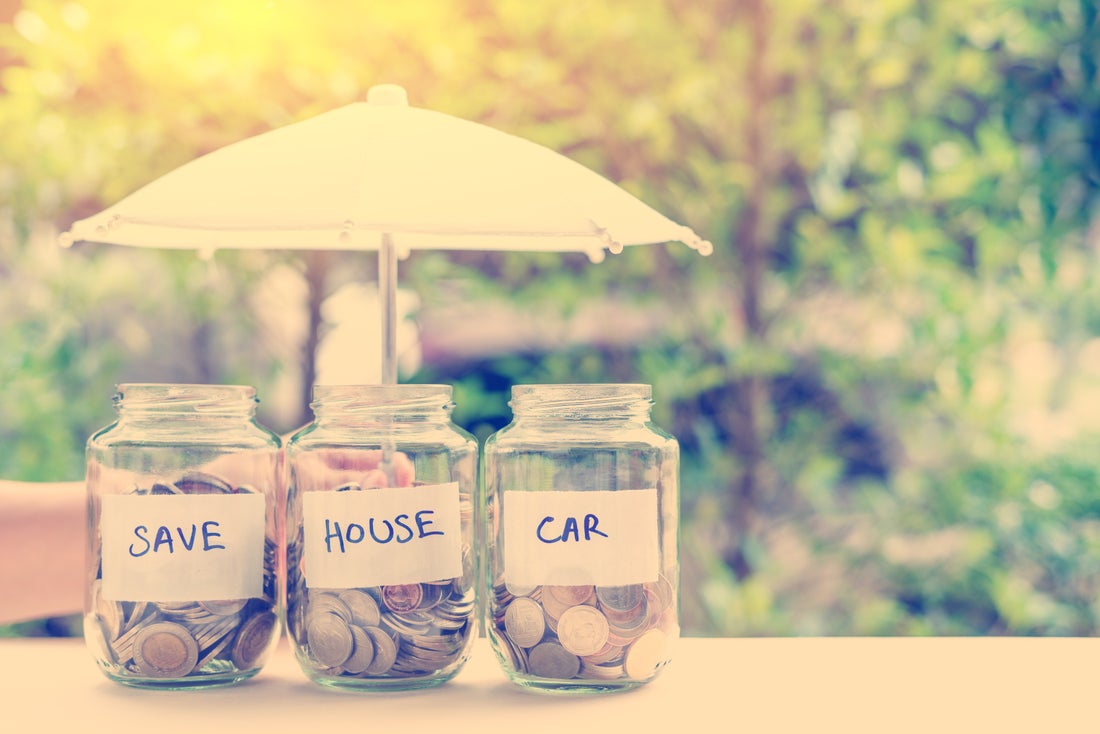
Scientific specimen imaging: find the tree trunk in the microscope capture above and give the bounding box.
[723,0,774,580]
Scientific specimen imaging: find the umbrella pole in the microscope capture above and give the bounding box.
[379,231,398,485]
[380,232,397,384]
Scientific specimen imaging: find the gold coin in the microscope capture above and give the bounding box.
[547,585,594,606]
[381,583,423,613]
[644,574,675,612]
[623,628,667,680]
[132,622,199,678]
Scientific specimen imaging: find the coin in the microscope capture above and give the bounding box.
[150,482,181,495]
[231,609,277,670]
[125,601,152,629]
[582,660,625,680]
[623,628,668,679]
[196,632,234,670]
[100,470,281,682]
[381,583,423,613]
[496,629,529,674]
[596,584,644,613]
[95,595,124,641]
[199,598,248,616]
[504,597,546,648]
[339,589,381,627]
[580,641,624,665]
[341,625,376,674]
[379,609,432,638]
[174,471,233,494]
[547,585,594,606]
[191,614,237,649]
[557,605,610,656]
[308,590,353,622]
[132,622,200,678]
[527,641,580,680]
[363,625,398,674]
[505,580,538,597]
[644,574,675,612]
[605,601,651,643]
[307,611,354,668]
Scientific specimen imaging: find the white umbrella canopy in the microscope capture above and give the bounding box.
[62,84,711,382]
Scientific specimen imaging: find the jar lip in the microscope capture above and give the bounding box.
[114,383,259,413]
[310,383,454,413]
[510,383,652,399]
[313,384,453,398]
[509,383,653,415]
[116,383,257,401]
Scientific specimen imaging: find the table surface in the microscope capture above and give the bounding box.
[1,635,1096,732]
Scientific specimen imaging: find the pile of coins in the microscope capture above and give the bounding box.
[288,582,474,680]
[89,586,278,679]
[88,471,280,681]
[285,462,476,684]
[490,576,676,682]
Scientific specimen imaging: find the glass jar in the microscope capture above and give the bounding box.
[483,383,680,694]
[285,384,478,691]
[83,383,283,689]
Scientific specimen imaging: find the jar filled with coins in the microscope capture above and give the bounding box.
[285,384,478,691]
[483,383,679,694]
[84,383,283,689]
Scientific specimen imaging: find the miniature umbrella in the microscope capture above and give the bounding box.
[61,84,711,383]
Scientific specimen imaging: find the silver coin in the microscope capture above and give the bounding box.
[581,660,625,680]
[307,590,354,623]
[307,612,354,668]
[338,589,381,627]
[505,580,539,597]
[527,641,580,680]
[95,596,124,641]
[195,632,234,670]
[231,609,278,670]
[173,471,233,494]
[340,625,376,675]
[362,625,398,675]
[504,597,546,648]
[557,605,610,657]
[191,614,237,649]
[595,584,645,613]
[200,598,248,617]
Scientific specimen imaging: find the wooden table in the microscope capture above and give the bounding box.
[1,635,1095,732]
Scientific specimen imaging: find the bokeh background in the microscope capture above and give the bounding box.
[3,0,1100,638]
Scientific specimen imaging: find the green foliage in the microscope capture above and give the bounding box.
[3,0,1100,637]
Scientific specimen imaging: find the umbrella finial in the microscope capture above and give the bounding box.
[367,84,408,107]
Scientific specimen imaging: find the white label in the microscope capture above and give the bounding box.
[502,489,659,587]
[101,493,265,602]
[302,482,462,588]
